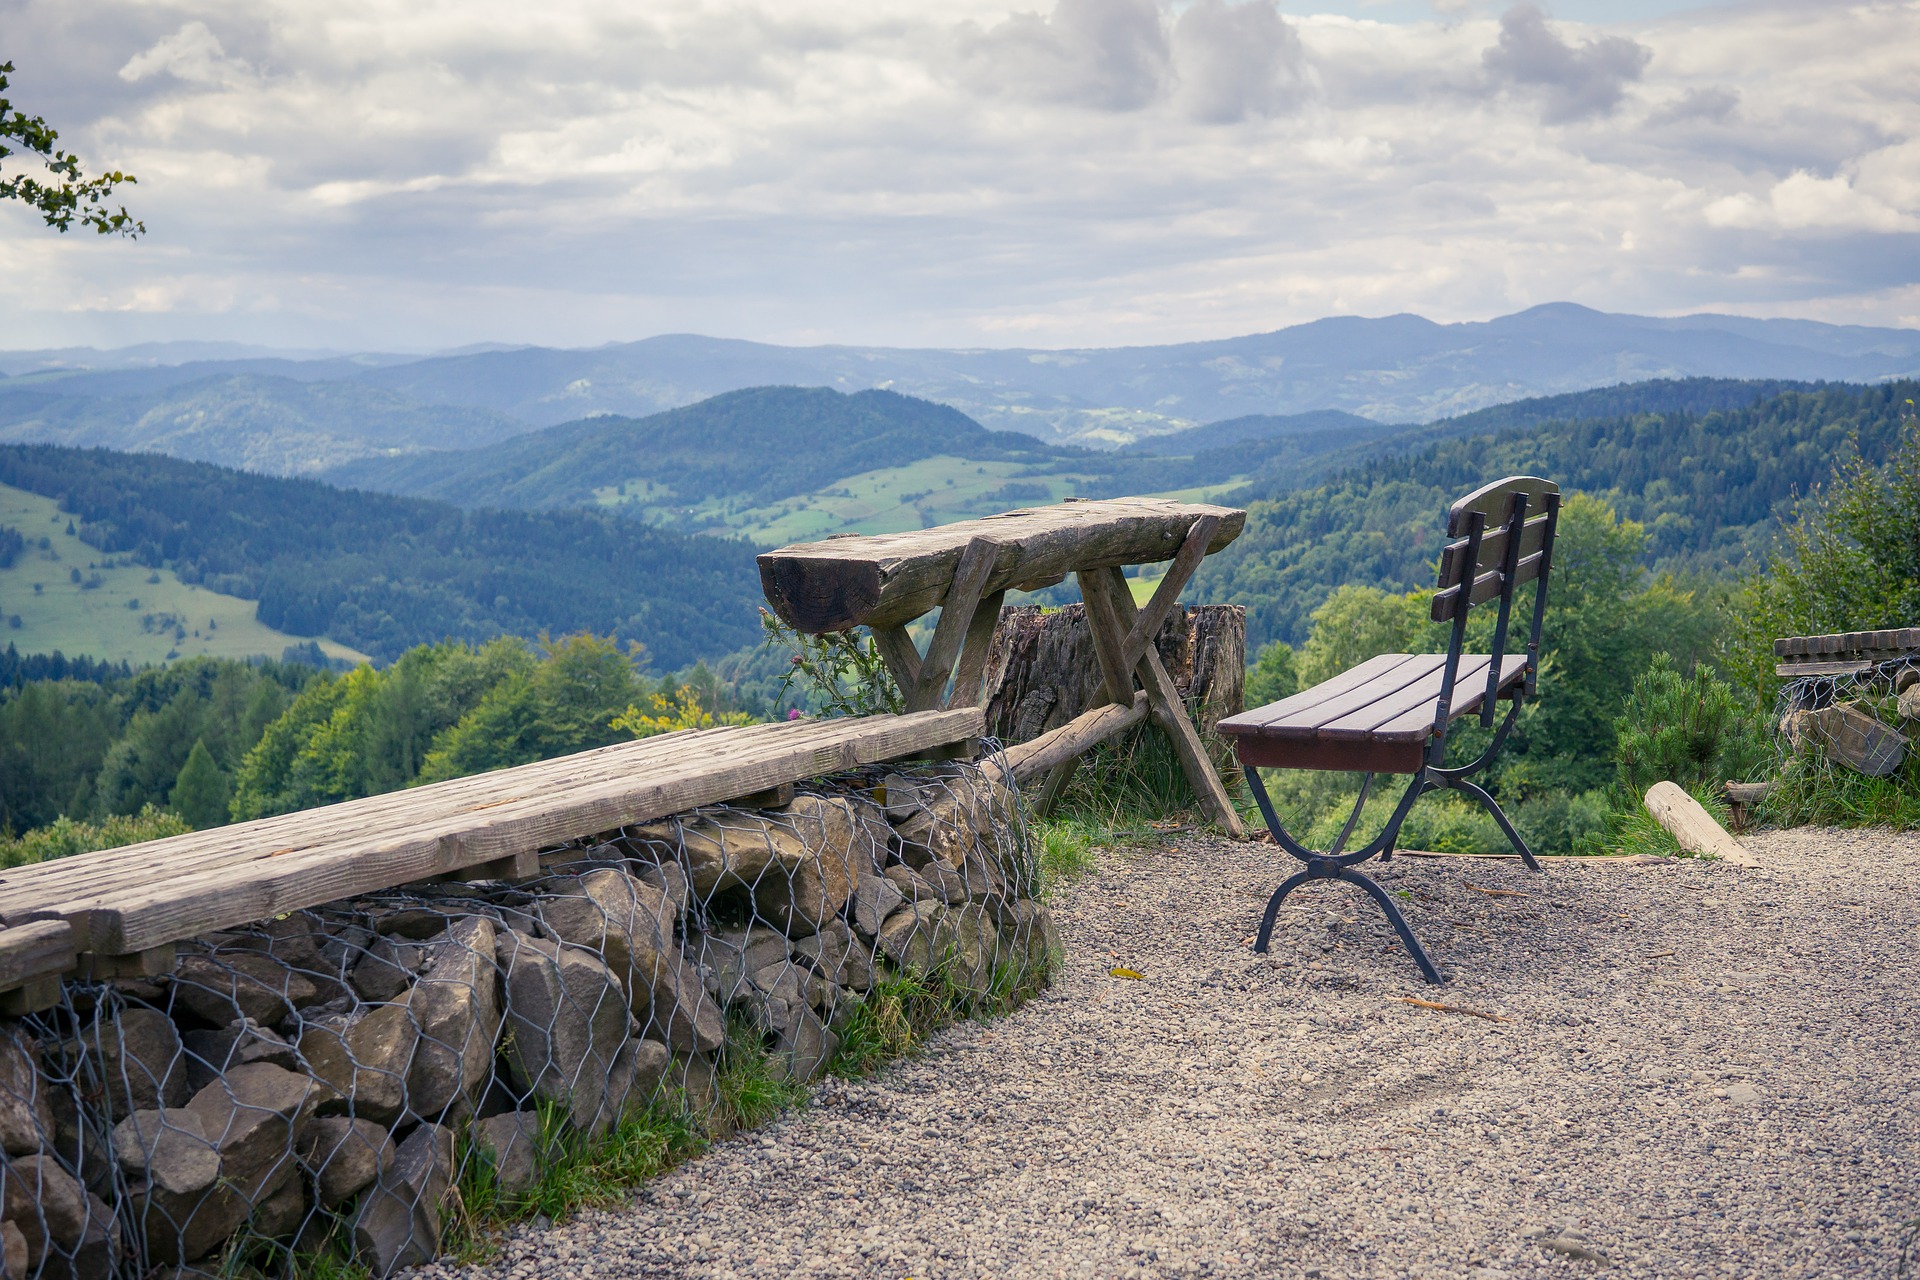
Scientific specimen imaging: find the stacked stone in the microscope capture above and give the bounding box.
[0,760,1055,1279]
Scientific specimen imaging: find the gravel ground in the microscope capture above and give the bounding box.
[429,827,1919,1280]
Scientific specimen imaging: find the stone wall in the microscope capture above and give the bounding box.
[0,759,1052,1279]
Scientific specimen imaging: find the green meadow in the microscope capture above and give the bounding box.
[0,482,369,667]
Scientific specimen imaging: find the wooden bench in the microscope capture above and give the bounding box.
[758,496,1248,836]
[1775,628,1920,679]
[1216,476,1562,983]
[0,710,981,1013]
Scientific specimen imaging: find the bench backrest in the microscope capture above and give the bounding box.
[1429,476,1561,737]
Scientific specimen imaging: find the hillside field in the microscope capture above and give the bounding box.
[593,454,1256,543]
[0,482,368,667]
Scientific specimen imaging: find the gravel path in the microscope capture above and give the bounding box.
[430,827,1920,1279]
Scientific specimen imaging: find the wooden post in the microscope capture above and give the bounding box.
[1093,564,1246,838]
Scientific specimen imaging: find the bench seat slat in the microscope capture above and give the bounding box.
[1214,653,1417,731]
[1219,653,1529,749]
[1319,656,1501,742]
[1217,654,1443,737]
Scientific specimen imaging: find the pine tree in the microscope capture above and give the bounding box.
[169,739,230,829]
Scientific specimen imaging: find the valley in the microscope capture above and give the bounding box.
[0,482,368,666]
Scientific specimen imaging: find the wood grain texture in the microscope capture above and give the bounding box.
[1219,653,1524,746]
[1098,566,1245,838]
[1122,515,1219,671]
[871,625,924,694]
[946,589,1007,711]
[0,919,75,991]
[1775,628,1920,657]
[758,497,1246,633]
[0,721,799,915]
[993,694,1150,782]
[1644,781,1758,867]
[912,537,1001,711]
[1446,476,1559,537]
[980,604,1243,742]
[0,710,982,974]
[1076,567,1138,707]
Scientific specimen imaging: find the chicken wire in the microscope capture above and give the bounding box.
[0,755,1054,1279]
[1772,657,1920,784]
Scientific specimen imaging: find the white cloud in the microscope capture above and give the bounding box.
[1481,3,1651,123]
[118,21,252,89]
[1171,0,1312,123]
[1705,171,1916,234]
[951,0,1170,111]
[0,0,1913,352]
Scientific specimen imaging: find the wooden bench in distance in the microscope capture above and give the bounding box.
[0,709,982,1006]
[758,497,1248,836]
[1775,628,1920,678]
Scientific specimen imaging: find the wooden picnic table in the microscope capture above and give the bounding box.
[758,496,1248,836]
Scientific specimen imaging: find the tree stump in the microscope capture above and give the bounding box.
[981,604,1246,745]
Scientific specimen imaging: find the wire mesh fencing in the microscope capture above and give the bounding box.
[1770,658,1920,810]
[0,756,1055,1279]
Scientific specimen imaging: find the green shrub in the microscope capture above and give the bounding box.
[1613,654,1770,799]
[1244,640,1299,707]
[1731,399,1920,700]
[0,803,189,867]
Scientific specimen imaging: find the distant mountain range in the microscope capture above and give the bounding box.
[4,304,1914,465]
[321,378,1827,546]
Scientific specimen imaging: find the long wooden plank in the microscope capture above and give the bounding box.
[0,720,823,916]
[1437,513,1550,589]
[35,713,952,912]
[0,920,76,992]
[759,497,1245,633]
[1446,476,1558,536]
[0,723,746,902]
[1774,660,1875,677]
[1775,629,1920,657]
[78,709,984,955]
[1431,550,1545,622]
[1318,657,1496,740]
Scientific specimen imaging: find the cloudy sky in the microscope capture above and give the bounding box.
[2,0,1916,352]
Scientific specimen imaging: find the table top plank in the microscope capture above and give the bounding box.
[759,496,1245,633]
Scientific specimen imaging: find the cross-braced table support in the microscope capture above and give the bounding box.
[758,498,1249,837]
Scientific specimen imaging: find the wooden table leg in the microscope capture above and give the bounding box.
[1091,566,1246,838]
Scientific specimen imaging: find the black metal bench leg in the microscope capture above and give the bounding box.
[1446,777,1543,873]
[1253,868,1312,953]
[1339,866,1445,984]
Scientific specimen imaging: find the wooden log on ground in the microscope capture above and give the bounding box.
[993,694,1151,783]
[981,603,1246,744]
[1644,781,1759,867]
[758,497,1245,633]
